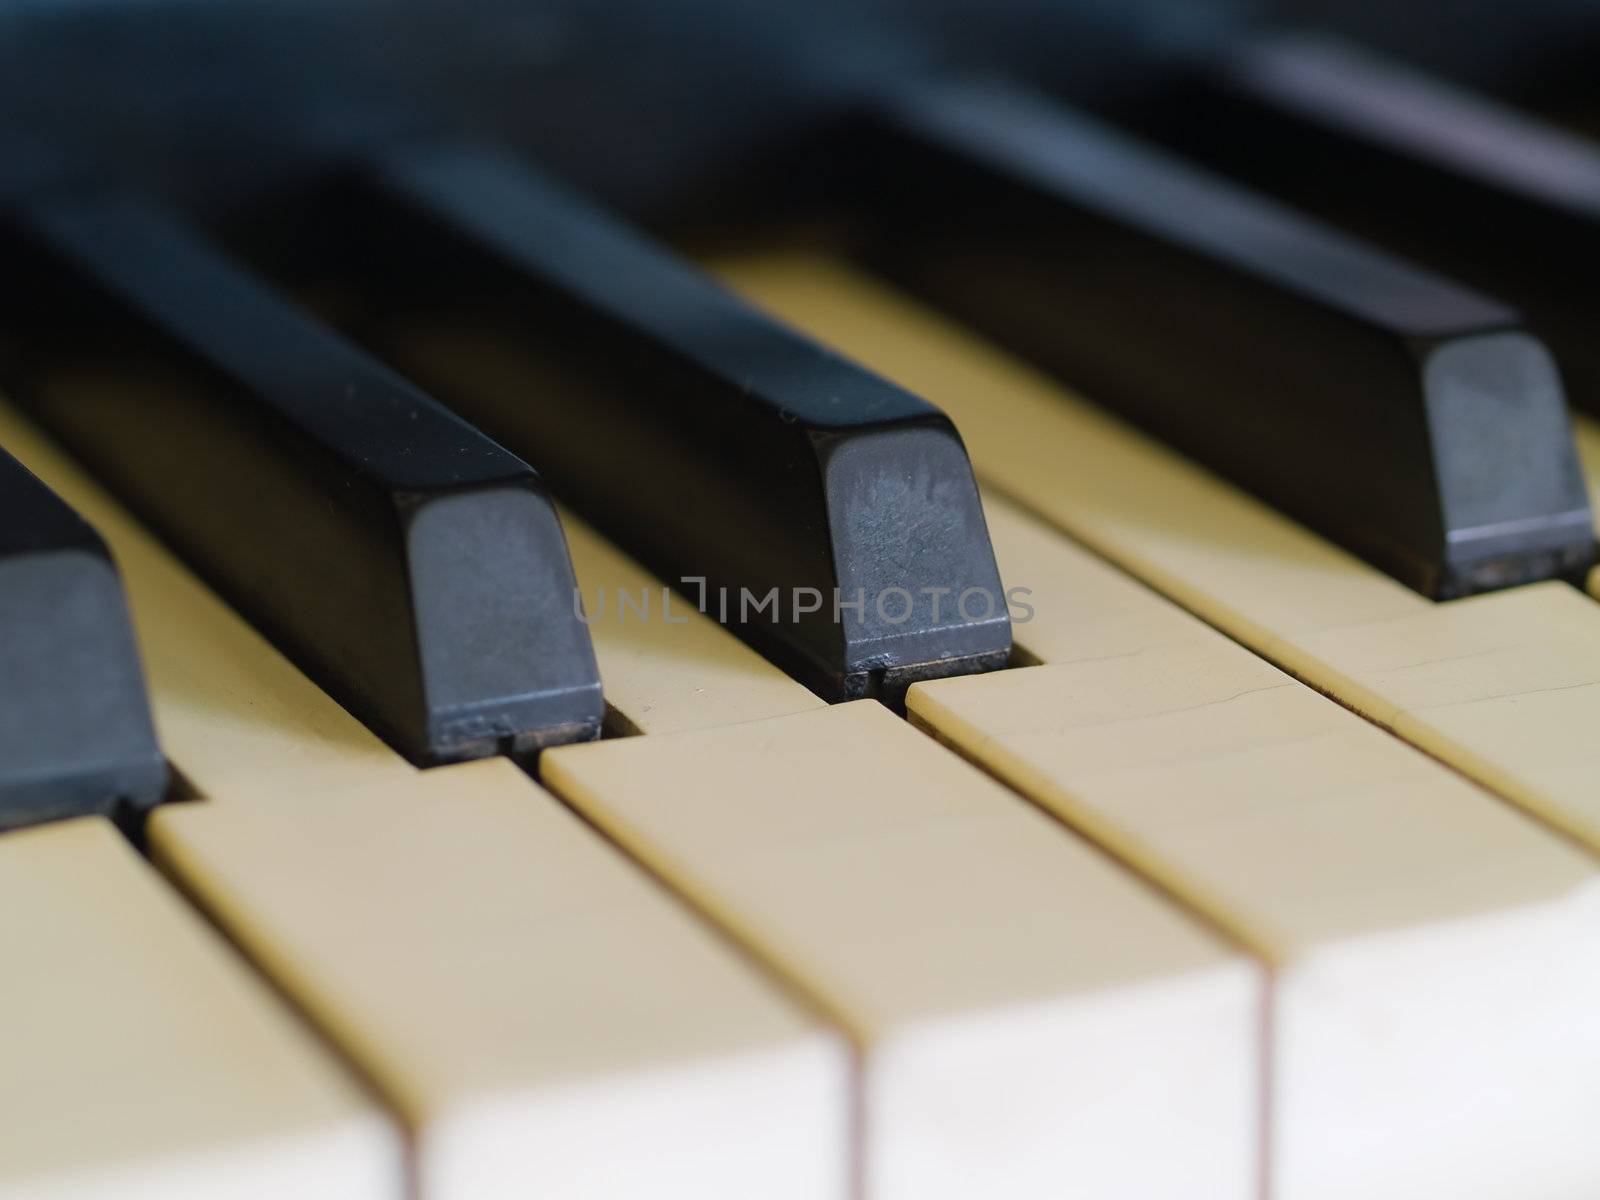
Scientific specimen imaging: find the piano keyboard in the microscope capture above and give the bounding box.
[6,6,1600,1198]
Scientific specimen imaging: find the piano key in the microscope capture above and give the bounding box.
[716,257,1600,857]
[562,509,825,735]
[0,446,164,832]
[862,80,1594,600]
[1132,34,1600,413]
[545,705,1258,1200]
[1,192,602,765]
[0,400,414,806]
[0,397,848,1199]
[545,522,1260,1199]
[0,816,400,1199]
[907,490,1600,1199]
[306,145,1011,702]
[152,760,847,1200]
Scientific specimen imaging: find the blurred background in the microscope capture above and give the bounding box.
[4,0,1597,236]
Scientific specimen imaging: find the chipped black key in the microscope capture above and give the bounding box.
[1,193,603,764]
[864,80,1595,601]
[1128,34,1600,416]
[0,446,166,832]
[309,146,1011,702]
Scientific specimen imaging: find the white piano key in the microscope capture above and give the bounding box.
[561,509,825,734]
[0,817,400,1200]
[151,761,847,1200]
[911,489,1600,1200]
[550,524,1262,1200]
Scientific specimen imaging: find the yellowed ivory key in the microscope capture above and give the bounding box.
[548,510,1261,1200]
[0,396,849,1200]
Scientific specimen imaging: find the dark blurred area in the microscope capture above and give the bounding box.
[1,0,1596,231]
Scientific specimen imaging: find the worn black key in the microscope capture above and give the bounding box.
[864,80,1595,601]
[0,446,166,832]
[1123,35,1600,417]
[307,146,1011,702]
[0,193,603,764]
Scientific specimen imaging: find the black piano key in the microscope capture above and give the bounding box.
[1,193,603,765]
[1124,34,1600,417]
[0,446,166,832]
[308,146,1011,702]
[865,80,1595,601]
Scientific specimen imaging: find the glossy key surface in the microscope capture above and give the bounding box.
[311,146,1010,702]
[0,445,164,831]
[865,81,1594,600]
[1,193,602,763]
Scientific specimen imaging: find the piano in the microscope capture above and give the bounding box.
[5,2,1600,1197]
